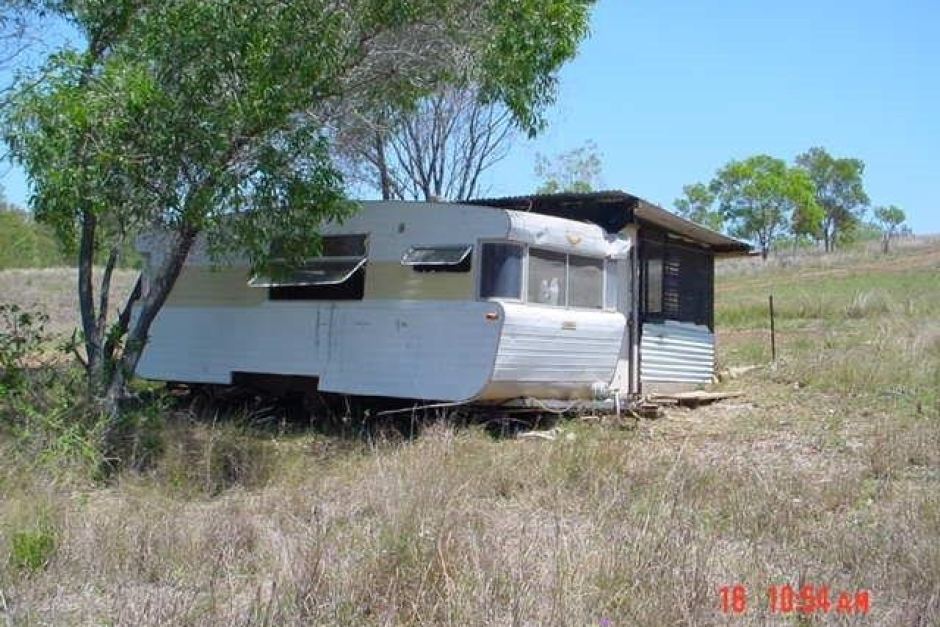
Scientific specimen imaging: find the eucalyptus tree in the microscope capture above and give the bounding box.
[795,147,869,251]
[1,0,595,434]
[534,140,602,194]
[873,205,906,254]
[712,155,821,260]
[674,182,724,232]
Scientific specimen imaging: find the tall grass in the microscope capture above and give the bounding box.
[0,239,938,625]
[2,413,937,624]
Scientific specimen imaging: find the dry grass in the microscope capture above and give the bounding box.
[0,268,138,338]
[1,242,939,625]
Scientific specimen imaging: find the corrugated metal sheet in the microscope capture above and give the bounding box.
[640,321,714,384]
[467,190,751,254]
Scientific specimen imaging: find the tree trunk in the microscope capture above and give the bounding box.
[78,211,103,387]
[373,133,393,200]
[97,228,197,454]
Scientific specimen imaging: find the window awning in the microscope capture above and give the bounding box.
[401,245,472,267]
[249,257,367,288]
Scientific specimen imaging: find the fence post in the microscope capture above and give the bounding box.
[769,294,777,362]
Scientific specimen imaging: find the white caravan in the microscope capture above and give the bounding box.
[136,192,750,404]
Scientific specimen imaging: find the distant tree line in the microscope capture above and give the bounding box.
[0,194,68,269]
[675,148,908,258]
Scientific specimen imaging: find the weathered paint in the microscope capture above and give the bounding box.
[640,320,715,385]
[364,262,474,301]
[476,302,625,400]
[137,300,504,401]
[503,209,631,259]
[165,266,265,307]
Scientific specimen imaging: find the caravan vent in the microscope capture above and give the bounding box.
[401,245,472,272]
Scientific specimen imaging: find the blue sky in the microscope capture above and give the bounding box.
[2,1,938,233]
[484,0,940,234]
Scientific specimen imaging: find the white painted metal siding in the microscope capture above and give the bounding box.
[137,300,503,401]
[477,303,625,400]
[640,321,714,385]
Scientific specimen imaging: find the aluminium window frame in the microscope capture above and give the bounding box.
[248,256,367,288]
[401,244,474,269]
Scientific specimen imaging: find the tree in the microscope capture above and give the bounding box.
[795,147,869,251]
[534,140,602,194]
[873,205,906,254]
[712,155,821,259]
[334,84,515,202]
[674,182,723,232]
[2,0,596,441]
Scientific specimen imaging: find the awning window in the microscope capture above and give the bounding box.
[249,257,367,288]
[401,245,473,267]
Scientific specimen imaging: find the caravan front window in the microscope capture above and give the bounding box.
[528,249,567,306]
[604,260,620,310]
[525,248,605,310]
[480,243,523,299]
[568,255,604,309]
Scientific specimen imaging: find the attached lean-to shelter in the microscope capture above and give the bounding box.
[135,191,749,405]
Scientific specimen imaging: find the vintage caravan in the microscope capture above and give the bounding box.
[136,191,750,404]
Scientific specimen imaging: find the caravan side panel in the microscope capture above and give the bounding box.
[316,301,502,399]
[640,321,714,387]
[137,300,503,401]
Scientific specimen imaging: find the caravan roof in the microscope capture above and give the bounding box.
[467,190,751,256]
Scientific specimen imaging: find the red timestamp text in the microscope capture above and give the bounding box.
[719,584,871,616]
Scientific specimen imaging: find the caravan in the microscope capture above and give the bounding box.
[136,192,750,404]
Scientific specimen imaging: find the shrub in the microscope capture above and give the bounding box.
[0,303,105,476]
[0,303,49,394]
[9,522,57,573]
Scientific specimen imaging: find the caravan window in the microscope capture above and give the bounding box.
[250,234,368,301]
[526,248,604,309]
[402,245,472,272]
[480,243,523,299]
[319,234,367,257]
[604,260,620,310]
[528,249,567,306]
[568,255,604,309]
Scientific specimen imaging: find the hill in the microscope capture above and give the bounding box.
[0,238,938,624]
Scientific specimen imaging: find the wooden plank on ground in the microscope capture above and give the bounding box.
[648,391,744,407]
